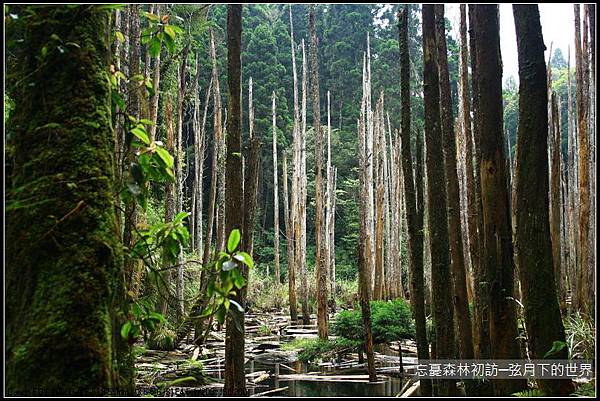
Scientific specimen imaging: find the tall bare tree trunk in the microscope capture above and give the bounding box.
[223,5,245,396]
[309,6,328,339]
[550,93,563,308]
[467,5,492,367]
[358,53,377,383]
[288,6,300,322]
[574,4,591,316]
[326,91,336,310]
[398,6,431,396]
[435,7,475,392]
[299,40,310,325]
[175,42,189,319]
[513,5,574,396]
[374,92,385,301]
[472,5,525,395]
[422,6,457,395]
[148,4,161,142]
[272,91,280,284]
[123,4,141,293]
[283,154,297,320]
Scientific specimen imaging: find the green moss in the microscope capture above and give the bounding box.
[6,6,127,396]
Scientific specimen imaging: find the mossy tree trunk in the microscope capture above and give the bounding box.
[6,5,127,395]
[512,5,574,396]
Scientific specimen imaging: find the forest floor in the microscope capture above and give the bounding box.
[134,310,421,397]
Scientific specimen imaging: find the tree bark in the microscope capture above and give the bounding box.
[472,5,525,395]
[435,4,474,371]
[223,4,246,396]
[574,4,591,317]
[467,5,491,366]
[6,5,125,394]
[272,91,280,284]
[513,5,574,396]
[309,6,328,340]
[422,6,457,395]
[398,6,431,396]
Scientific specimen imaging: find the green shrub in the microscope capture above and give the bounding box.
[564,313,595,360]
[282,337,362,363]
[332,298,415,345]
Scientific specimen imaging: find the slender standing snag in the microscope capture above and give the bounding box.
[175,42,189,319]
[550,93,563,304]
[299,40,310,326]
[148,4,162,142]
[223,4,246,396]
[472,5,525,395]
[574,4,591,316]
[288,5,299,322]
[309,5,328,339]
[358,58,377,383]
[398,6,431,396]
[6,5,125,393]
[272,91,280,284]
[283,154,297,320]
[434,4,474,371]
[422,5,456,396]
[374,93,385,301]
[513,5,574,396]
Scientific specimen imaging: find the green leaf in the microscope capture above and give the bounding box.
[156,146,174,168]
[143,12,160,22]
[131,126,150,145]
[131,74,145,82]
[163,34,175,53]
[148,37,161,58]
[231,268,246,289]
[227,229,241,253]
[215,305,227,325]
[112,91,125,109]
[97,4,125,10]
[139,118,155,126]
[543,340,567,358]
[121,321,132,340]
[163,24,177,40]
[115,31,125,43]
[148,311,166,323]
[234,251,254,269]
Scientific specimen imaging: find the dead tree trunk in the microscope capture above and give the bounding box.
[288,5,300,323]
[358,57,377,383]
[309,5,328,340]
[272,91,280,284]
